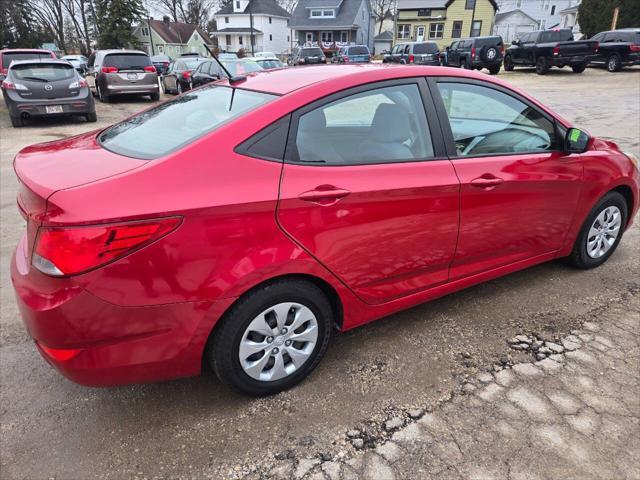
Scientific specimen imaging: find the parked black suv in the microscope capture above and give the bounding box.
[382,42,440,65]
[443,36,504,74]
[504,29,598,75]
[588,28,640,72]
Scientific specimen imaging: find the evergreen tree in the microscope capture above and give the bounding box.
[579,0,640,38]
[94,0,146,48]
[1,0,48,48]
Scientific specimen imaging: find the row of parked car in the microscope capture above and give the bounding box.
[384,27,640,75]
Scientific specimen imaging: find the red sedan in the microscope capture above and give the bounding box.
[11,65,639,396]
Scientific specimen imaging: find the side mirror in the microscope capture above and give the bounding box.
[565,128,590,153]
[512,40,520,46]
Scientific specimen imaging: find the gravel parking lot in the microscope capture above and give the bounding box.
[1,66,639,479]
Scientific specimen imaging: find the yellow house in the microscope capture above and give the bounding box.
[395,0,498,49]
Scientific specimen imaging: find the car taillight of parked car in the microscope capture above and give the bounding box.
[32,218,181,277]
[553,46,560,56]
[68,79,87,89]
[630,44,640,52]
[181,71,191,79]
[408,54,415,63]
[298,58,305,64]
[500,45,505,55]
[102,66,118,73]
[1,80,28,91]
[144,65,156,73]
[342,55,349,62]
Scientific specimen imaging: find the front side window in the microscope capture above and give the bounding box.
[429,23,444,39]
[99,86,275,159]
[397,24,411,39]
[295,83,434,164]
[470,20,482,37]
[437,82,556,157]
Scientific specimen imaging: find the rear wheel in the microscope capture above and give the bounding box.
[488,65,500,75]
[97,85,110,103]
[85,111,97,122]
[209,279,334,396]
[150,92,160,101]
[503,55,514,71]
[10,115,24,127]
[460,58,468,69]
[565,191,627,269]
[535,56,550,75]
[571,62,587,73]
[607,54,622,72]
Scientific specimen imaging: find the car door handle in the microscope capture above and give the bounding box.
[470,175,504,189]
[298,186,351,205]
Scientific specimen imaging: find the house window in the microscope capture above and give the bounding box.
[397,24,410,39]
[544,0,550,9]
[516,0,522,6]
[306,32,313,42]
[321,31,333,42]
[287,35,290,41]
[452,21,463,38]
[226,34,232,46]
[465,0,475,9]
[310,9,335,17]
[470,20,482,37]
[235,1,240,8]
[417,9,431,16]
[270,34,273,40]
[239,35,243,45]
[429,23,444,39]
[142,27,149,36]
[225,17,229,23]
[158,45,164,52]
[324,9,335,16]
[340,31,349,42]
[550,5,556,14]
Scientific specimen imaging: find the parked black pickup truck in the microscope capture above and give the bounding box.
[504,29,598,75]
[588,28,640,72]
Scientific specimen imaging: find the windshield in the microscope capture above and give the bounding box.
[302,48,323,56]
[413,43,439,54]
[99,85,276,159]
[12,63,75,81]
[2,52,53,69]
[103,53,152,69]
[221,60,263,75]
[348,46,369,55]
[184,59,205,69]
[256,59,282,69]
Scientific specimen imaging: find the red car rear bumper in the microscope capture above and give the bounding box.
[11,234,233,386]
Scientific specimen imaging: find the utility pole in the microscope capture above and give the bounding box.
[611,7,619,30]
[148,18,155,56]
[249,0,255,55]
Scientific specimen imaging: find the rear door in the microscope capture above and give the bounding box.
[277,79,460,304]
[430,78,583,279]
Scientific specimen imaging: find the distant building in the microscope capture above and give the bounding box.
[493,0,578,42]
[374,30,393,54]
[288,0,376,55]
[211,0,291,55]
[133,17,215,59]
[559,2,582,38]
[41,42,62,57]
[493,9,538,42]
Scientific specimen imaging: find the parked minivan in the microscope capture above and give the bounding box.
[85,50,160,102]
[333,45,371,63]
[382,42,440,65]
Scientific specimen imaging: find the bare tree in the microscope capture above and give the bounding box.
[33,0,67,51]
[278,0,297,14]
[370,0,394,34]
[62,0,94,54]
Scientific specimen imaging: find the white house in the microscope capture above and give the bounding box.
[558,2,582,38]
[212,0,292,55]
[493,0,578,41]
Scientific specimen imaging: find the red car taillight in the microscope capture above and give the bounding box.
[38,342,83,361]
[343,55,349,62]
[471,47,476,58]
[553,46,560,56]
[144,65,156,73]
[630,44,640,52]
[2,80,16,90]
[182,70,191,79]
[408,54,415,63]
[102,66,118,73]
[500,45,505,55]
[32,217,181,276]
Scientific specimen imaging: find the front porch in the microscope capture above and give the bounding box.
[294,29,361,54]
[211,28,265,53]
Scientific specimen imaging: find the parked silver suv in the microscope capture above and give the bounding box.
[85,50,159,102]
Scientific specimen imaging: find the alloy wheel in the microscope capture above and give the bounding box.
[586,206,621,258]
[238,302,319,382]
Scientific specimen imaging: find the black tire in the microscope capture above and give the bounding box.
[565,191,628,269]
[535,56,550,75]
[571,62,587,73]
[488,65,500,75]
[607,54,622,72]
[209,279,334,396]
[10,115,24,127]
[400,58,407,64]
[97,85,110,103]
[480,45,498,63]
[150,91,160,101]
[177,81,184,94]
[460,58,468,69]
[85,111,97,122]
[504,55,514,71]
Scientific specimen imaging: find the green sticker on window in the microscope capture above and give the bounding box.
[570,129,581,142]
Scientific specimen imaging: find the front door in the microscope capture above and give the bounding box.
[416,26,425,42]
[448,42,460,66]
[431,79,583,279]
[277,80,460,304]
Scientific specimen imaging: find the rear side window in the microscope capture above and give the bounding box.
[103,53,151,69]
[294,83,434,164]
[348,46,370,55]
[99,86,276,159]
[413,43,439,54]
[12,63,75,81]
[2,52,53,69]
[538,31,560,43]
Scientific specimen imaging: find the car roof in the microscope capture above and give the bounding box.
[0,48,53,54]
[8,59,75,68]
[98,49,149,55]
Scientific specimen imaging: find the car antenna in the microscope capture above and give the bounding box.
[202,43,246,84]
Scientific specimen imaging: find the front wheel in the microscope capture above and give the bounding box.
[85,111,97,122]
[571,62,587,73]
[504,55,514,71]
[607,54,622,72]
[150,91,160,101]
[460,59,468,69]
[565,191,628,269]
[209,279,334,396]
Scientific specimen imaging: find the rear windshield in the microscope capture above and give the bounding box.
[302,48,323,56]
[103,53,151,69]
[99,85,276,159]
[348,46,370,55]
[413,42,439,54]
[222,60,263,75]
[474,37,503,47]
[12,63,75,81]
[539,30,573,43]
[2,52,53,69]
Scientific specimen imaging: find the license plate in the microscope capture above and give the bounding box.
[127,73,138,80]
[45,105,63,114]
